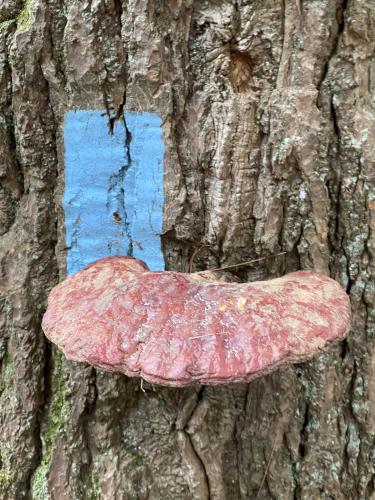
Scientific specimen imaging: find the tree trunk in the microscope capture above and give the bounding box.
[0,0,374,499]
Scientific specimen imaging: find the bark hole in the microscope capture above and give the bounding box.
[228,51,254,94]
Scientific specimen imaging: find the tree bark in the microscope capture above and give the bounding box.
[0,0,374,499]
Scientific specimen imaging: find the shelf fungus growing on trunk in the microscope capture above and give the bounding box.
[42,257,350,387]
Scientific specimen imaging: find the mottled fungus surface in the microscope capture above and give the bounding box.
[42,257,350,387]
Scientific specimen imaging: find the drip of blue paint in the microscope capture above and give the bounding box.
[63,110,164,275]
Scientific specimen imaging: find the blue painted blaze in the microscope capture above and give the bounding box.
[64,110,164,274]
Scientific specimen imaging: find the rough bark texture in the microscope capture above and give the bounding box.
[0,1,374,499]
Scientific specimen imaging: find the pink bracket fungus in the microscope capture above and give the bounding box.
[42,256,350,387]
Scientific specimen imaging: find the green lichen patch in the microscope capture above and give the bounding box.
[30,462,49,500]
[31,349,72,499]
[43,350,72,453]
[126,446,143,467]
[0,445,18,497]
[0,351,14,396]
[88,472,101,500]
[2,351,13,376]
[0,19,16,30]
[16,0,33,31]
[0,469,16,491]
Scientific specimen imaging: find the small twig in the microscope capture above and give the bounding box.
[140,378,146,393]
[206,252,286,273]
[255,436,278,500]
[188,245,209,273]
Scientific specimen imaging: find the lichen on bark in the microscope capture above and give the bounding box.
[31,349,72,499]
[16,0,33,31]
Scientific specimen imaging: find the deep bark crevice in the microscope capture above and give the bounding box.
[185,429,211,500]
[78,368,99,494]
[183,387,211,500]
[316,0,348,96]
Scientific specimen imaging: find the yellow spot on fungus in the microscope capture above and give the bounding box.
[236,297,247,309]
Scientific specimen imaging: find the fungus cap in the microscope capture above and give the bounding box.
[42,257,350,386]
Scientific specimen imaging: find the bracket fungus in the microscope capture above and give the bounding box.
[42,256,350,387]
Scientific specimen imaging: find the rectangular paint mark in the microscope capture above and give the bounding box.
[63,110,164,275]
